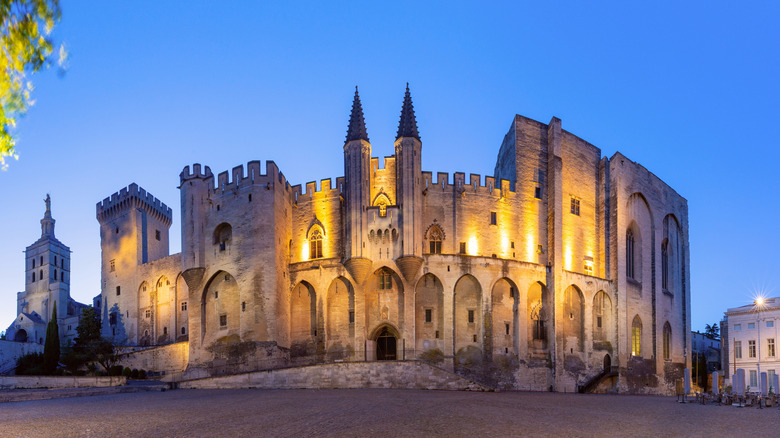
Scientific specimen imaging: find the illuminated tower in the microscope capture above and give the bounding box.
[394,84,424,281]
[342,87,373,284]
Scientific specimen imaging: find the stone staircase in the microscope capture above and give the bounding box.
[178,360,490,391]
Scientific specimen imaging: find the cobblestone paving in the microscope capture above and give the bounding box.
[0,389,774,437]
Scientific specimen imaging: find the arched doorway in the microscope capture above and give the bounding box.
[14,329,27,342]
[603,353,611,370]
[376,327,397,360]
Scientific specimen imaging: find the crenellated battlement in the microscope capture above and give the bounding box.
[182,160,291,195]
[179,163,213,183]
[96,183,173,226]
[291,177,344,203]
[421,171,513,197]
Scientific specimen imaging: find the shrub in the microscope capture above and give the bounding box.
[418,348,445,365]
[15,352,45,375]
[122,367,132,377]
[130,368,139,379]
[139,369,147,379]
[109,365,123,376]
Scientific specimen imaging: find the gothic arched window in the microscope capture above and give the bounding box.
[426,224,444,254]
[632,315,642,357]
[661,240,669,290]
[663,322,672,360]
[309,229,323,259]
[626,229,635,279]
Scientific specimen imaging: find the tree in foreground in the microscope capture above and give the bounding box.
[0,0,64,169]
[62,306,117,374]
[42,300,60,373]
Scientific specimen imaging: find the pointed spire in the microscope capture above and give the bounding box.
[396,83,420,140]
[345,86,369,143]
[41,193,55,237]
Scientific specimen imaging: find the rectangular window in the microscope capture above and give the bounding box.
[379,271,392,290]
[597,316,602,329]
[459,242,466,254]
[155,230,161,241]
[768,321,775,328]
[310,239,323,259]
[769,339,776,357]
[429,240,441,254]
[734,324,741,331]
[750,370,758,388]
[468,309,475,323]
[110,259,116,272]
[181,302,188,311]
[116,286,121,296]
[349,311,355,324]
[219,314,227,327]
[109,312,117,326]
[242,302,246,312]
[570,197,580,215]
[425,308,432,323]
[749,340,756,358]
[735,341,742,359]
[505,323,510,335]
[748,323,756,329]
[145,309,151,318]
[584,261,593,276]
[534,186,542,200]
[214,291,218,299]
[163,327,167,335]
[490,212,497,225]
[181,327,186,335]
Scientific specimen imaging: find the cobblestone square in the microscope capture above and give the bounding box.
[0,389,773,437]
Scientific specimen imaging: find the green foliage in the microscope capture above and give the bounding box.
[703,323,720,339]
[418,348,444,365]
[42,300,60,373]
[0,0,63,169]
[121,366,131,377]
[130,368,138,379]
[61,306,118,374]
[138,369,146,379]
[14,351,44,375]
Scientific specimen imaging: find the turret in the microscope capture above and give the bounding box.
[179,163,214,290]
[342,87,373,284]
[394,84,423,282]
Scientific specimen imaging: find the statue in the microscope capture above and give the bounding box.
[44,194,51,213]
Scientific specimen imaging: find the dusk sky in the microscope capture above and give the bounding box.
[1,1,778,334]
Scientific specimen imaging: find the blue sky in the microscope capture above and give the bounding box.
[1,1,779,333]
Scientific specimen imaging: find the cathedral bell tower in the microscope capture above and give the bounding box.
[342,87,373,285]
[394,84,424,282]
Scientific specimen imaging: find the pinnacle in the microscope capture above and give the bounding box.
[345,86,369,143]
[396,83,420,140]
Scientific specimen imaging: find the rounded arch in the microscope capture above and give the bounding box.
[454,274,483,353]
[415,273,444,353]
[631,315,643,357]
[200,270,240,344]
[213,222,232,246]
[592,290,613,343]
[14,329,27,342]
[528,281,549,350]
[491,277,519,356]
[325,276,354,360]
[562,285,584,353]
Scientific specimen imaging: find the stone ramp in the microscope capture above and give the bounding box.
[178,361,490,391]
[0,380,168,403]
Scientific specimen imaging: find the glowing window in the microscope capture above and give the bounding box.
[631,316,642,357]
[735,341,742,359]
[427,225,443,254]
[769,338,775,357]
[309,229,323,259]
[749,340,756,358]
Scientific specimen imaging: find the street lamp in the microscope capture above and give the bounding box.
[754,297,766,391]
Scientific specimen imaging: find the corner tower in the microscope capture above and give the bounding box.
[342,87,373,285]
[394,84,423,281]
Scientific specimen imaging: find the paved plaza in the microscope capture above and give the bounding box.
[0,389,775,437]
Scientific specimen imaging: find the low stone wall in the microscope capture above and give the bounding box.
[0,340,43,374]
[115,341,188,375]
[179,361,488,391]
[0,375,126,389]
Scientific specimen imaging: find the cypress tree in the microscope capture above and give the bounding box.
[43,301,60,374]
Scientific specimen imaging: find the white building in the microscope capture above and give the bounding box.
[723,298,780,389]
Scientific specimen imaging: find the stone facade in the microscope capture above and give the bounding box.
[97,86,690,393]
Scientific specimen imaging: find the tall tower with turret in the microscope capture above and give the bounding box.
[342,87,373,285]
[394,84,424,282]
